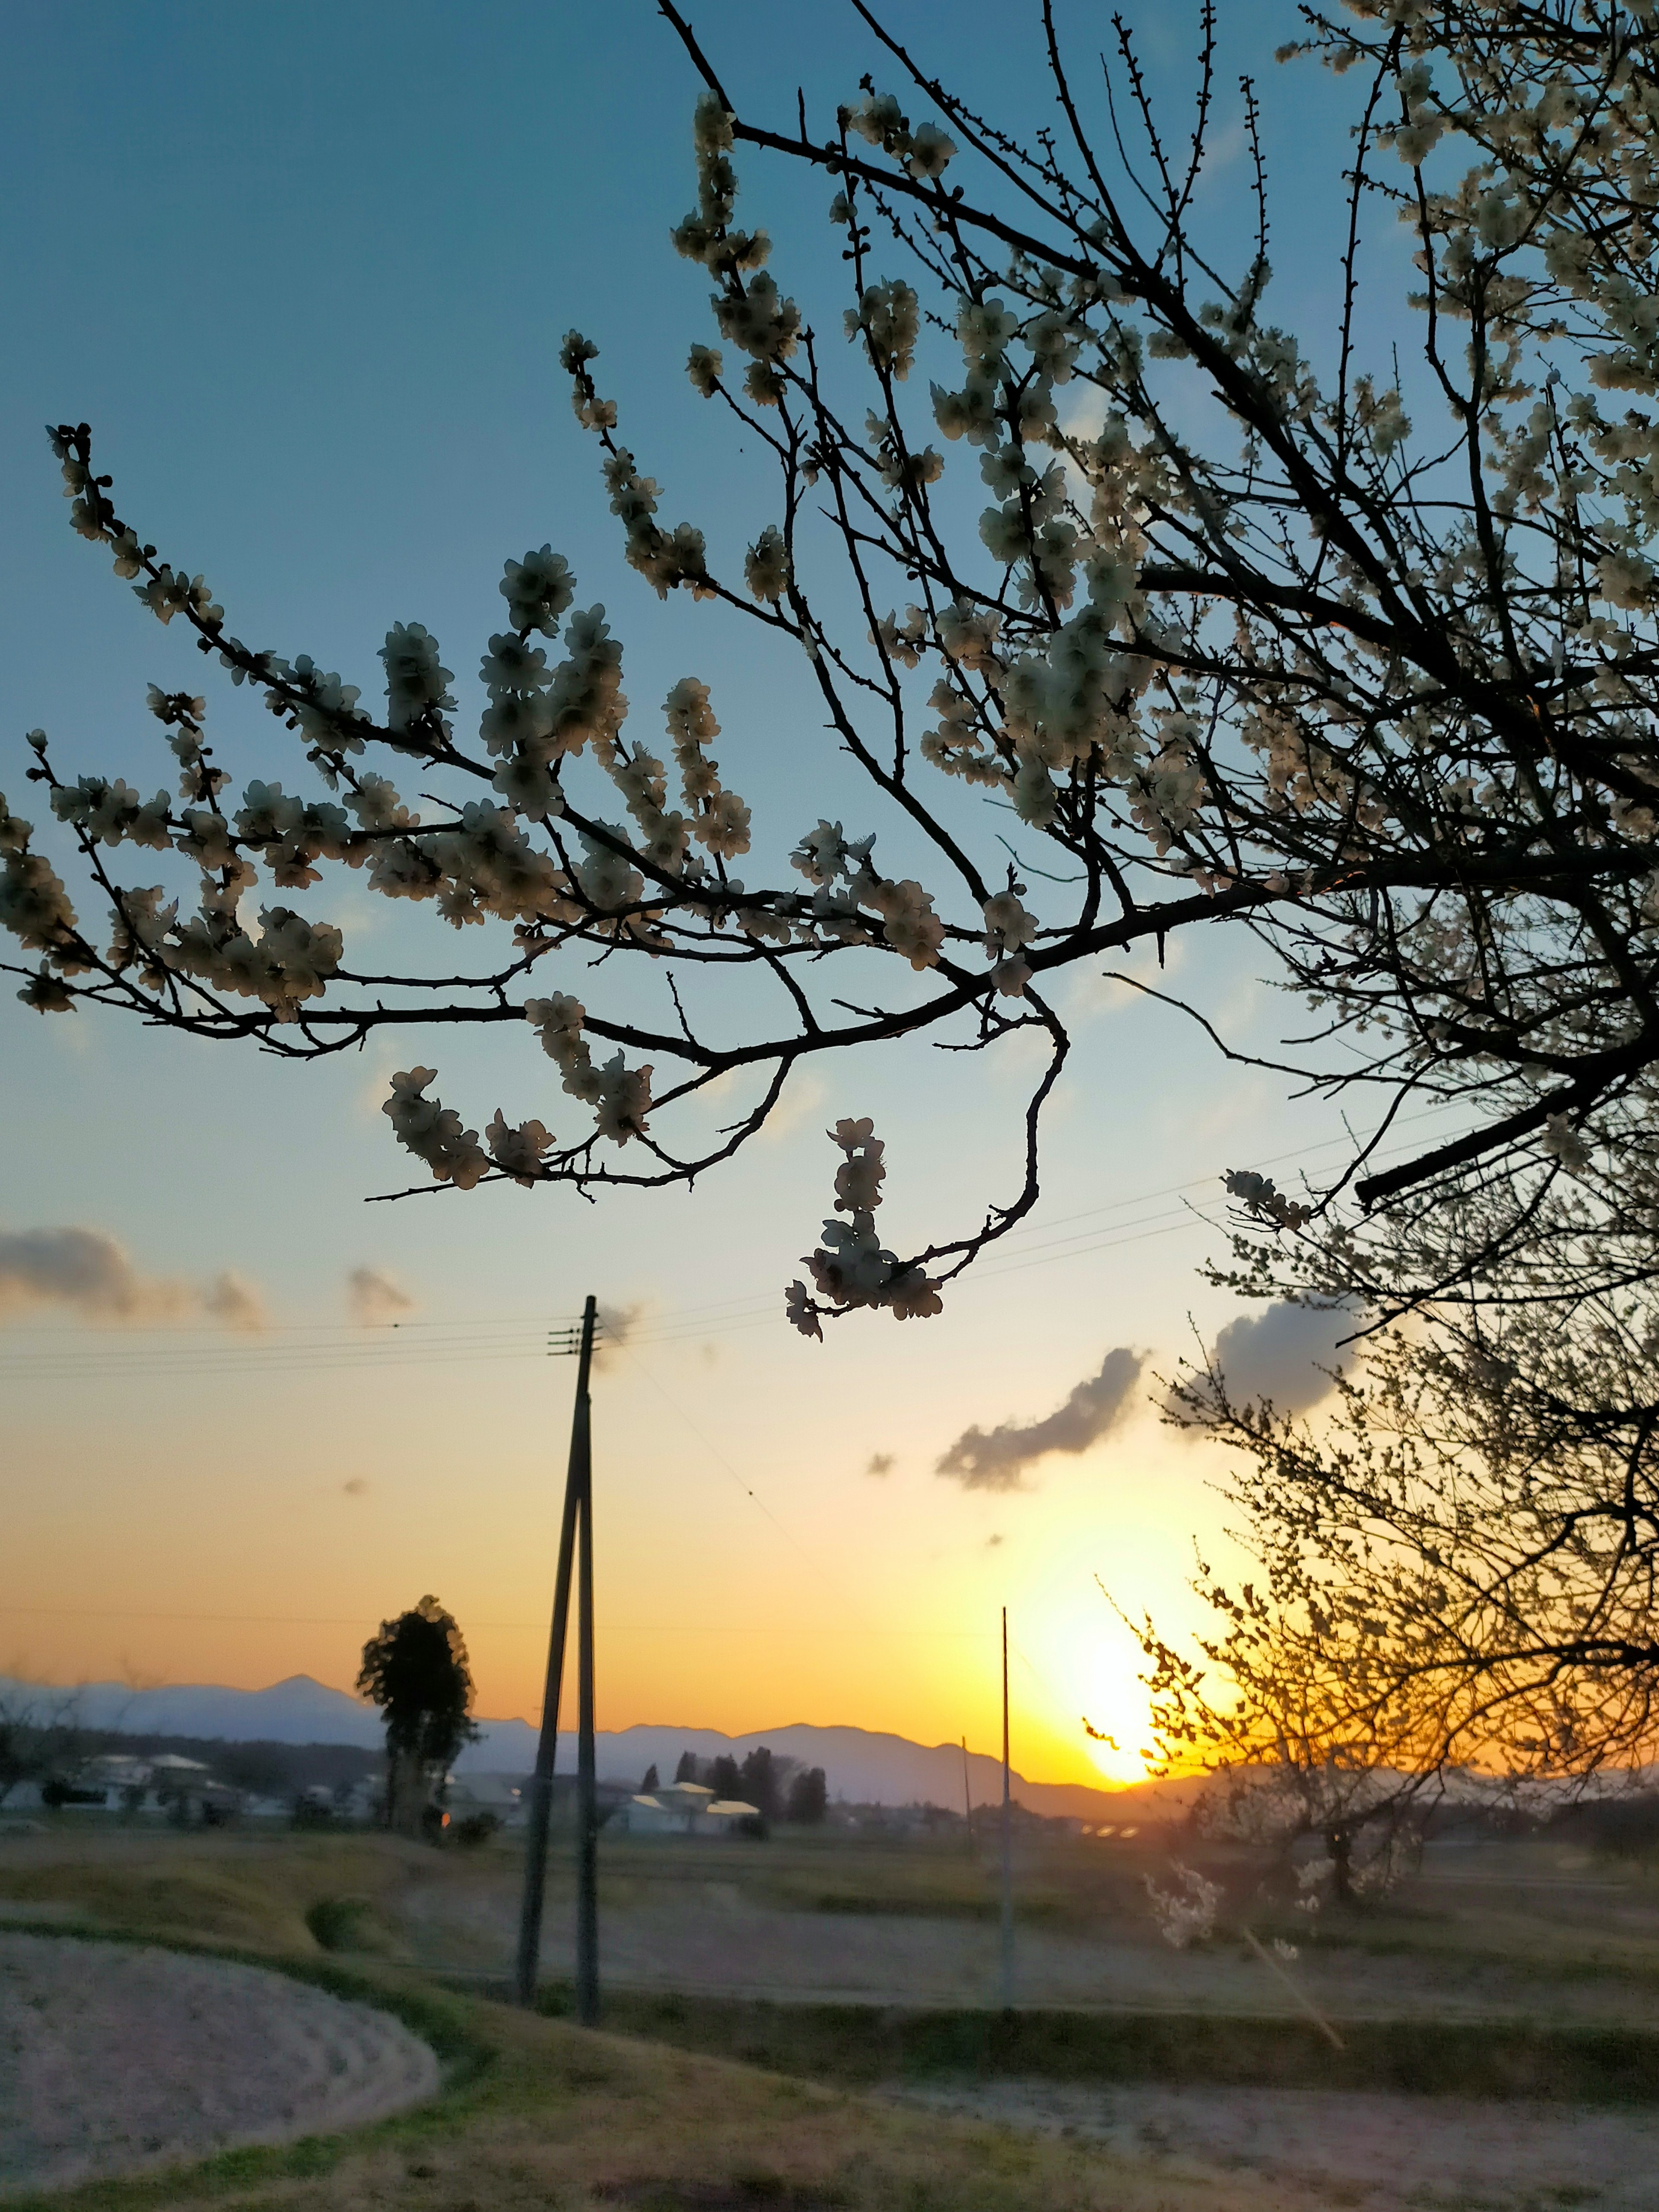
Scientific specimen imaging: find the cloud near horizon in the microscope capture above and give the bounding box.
[936,1345,1146,1491]
[203,1270,268,1334]
[346,1265,416,1325]
[0,1227,267,1331]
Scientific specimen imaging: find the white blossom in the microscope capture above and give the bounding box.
[524,992,653,1143]
[845,279,919,380]
[744,524,790,602]
[687,343,723,397]
[382,1067,489,1189]
[486,1109,554,1186]
[1144,1863,1220,1949]
[1541,1112,1592,1172]
[380,622,454,738]
[500,546,575,636]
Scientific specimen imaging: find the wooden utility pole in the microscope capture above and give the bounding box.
[999,1606,1014,2012]
[575,1344,600,2027]
[514,1295,596,2011]
[960,1734,973,1856]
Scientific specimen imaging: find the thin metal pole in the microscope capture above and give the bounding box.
[1000,1606,1014,2012]
[960,1733,973,1856]
[513,1296,596,2009]
[575,1344,600,2027]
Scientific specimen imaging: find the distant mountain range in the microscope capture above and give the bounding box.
[3,1672,1191,1822]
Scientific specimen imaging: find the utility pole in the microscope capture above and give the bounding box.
[960,1734,974,1856]
[514,1295,597,2012]
[575,1328,600,2028]
[999,1606,1014,2013]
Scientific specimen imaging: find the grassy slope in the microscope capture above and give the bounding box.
[0,1833,1296,2212]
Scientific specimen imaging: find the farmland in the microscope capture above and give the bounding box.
[6,1813,1659,2207]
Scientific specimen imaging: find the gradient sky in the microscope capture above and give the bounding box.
[1,1,1423,1788]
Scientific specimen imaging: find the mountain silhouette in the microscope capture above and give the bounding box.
[3,1672,1178,1818]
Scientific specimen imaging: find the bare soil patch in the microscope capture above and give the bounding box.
[888,2075,1659,2211]
[0,1931,439,2197]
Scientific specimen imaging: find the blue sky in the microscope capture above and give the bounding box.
[0,1,1425,1783]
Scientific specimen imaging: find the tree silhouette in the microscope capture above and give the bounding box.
[787,1767,828,1826]
[739,1745,791,1821]
[356,1594,478,1838]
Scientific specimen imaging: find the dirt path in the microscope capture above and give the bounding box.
[886,2075,1659,2210]
[408,1877,1659,2024]
[0,1933,439,2197]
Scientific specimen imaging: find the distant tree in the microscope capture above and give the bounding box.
[709,1752,743,1801]
[356,1595,479,1840]
[674,1749,699,1784]
[739,1746,785,1821]
[641,1762,660,1793]
[0,1683,84,1808]
[786,1766,828,1826]
[0,1693,32,1809]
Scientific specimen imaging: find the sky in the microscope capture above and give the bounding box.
[0,1,1424,1789]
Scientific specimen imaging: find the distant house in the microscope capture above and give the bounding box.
[446,1773,528,1827]
[44,1751,235,1823]
[147,1754,239,1824]
[702,1798,763,1833]
[341,1774,382,1822]
[73,1753,158,1809]
[241,1793,295,1820]
[611,1780,761,1835]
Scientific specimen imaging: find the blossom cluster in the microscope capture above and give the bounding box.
[1224,1170,1313,1233]
[1143,1862,1221,1950]
[788,1118,943,1336]
[525,991,654,1145]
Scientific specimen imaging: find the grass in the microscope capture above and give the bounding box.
[0,1826,434,1953]
[573,1989,1659,2106]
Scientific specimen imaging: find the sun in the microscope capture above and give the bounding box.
[1080,1689,1156,1786]
[1029,1605,1158,1785]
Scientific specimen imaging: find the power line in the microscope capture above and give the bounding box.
[0,1101,1470,1382]
[0,1601,994,1637]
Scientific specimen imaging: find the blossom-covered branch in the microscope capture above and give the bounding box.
[12,1,1659,1332]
